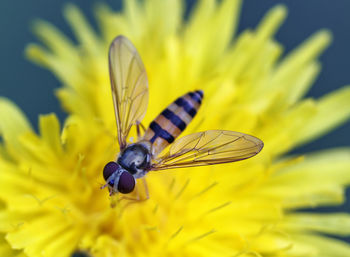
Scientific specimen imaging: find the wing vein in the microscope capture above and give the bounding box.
[109,36,149,150]
[152,130,263,171]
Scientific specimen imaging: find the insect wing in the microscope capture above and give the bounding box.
[151,130,263,171]
[109,36,149,150]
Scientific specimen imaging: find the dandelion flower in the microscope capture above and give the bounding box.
[1,1,350,257]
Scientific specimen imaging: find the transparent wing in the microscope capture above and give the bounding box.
[109,35,149,150]
[151,130,264,171]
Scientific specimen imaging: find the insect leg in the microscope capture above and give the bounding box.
[141,177,150,200]
[140,122,146,133]
[136,124,142,139]
[129,177,149,201]
[136,122,147,139]
[112,180,150,212]
[118,178,149,203]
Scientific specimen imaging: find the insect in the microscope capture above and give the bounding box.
[101,35,264,198]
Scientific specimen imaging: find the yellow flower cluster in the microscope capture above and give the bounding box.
[0,1,350,257]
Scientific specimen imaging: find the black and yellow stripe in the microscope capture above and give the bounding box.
[161,109,187,131]
[149,121,175,144]
[144,90,204,155]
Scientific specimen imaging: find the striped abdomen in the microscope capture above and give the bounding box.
[143,90,203,156]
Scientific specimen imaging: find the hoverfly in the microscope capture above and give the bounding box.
[101,35,264,198]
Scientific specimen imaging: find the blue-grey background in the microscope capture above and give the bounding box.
[1,0,349,232]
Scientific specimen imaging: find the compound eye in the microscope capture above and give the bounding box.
[117,171,135,194]
[103,162,119,181]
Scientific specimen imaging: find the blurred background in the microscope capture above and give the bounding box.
[0,0,349,210]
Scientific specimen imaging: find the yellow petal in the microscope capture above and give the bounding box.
[269,30,331,94]
[0,98,33,160]
[282,213,350,236]
[296,86,350,145]
[39,114,63,157]
[261,148,350,208]
[291,234,350,257]
[31,20,78,62]
[63,4,101,54]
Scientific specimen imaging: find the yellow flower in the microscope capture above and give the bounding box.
[1,1,350,256]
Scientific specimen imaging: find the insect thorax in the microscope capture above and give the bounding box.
[117,142,151,178]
